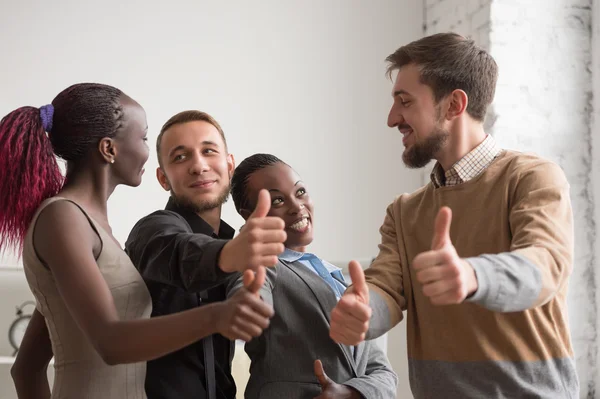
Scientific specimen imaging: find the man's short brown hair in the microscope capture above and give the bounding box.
[156,110,227,167]
[386,32,498,121]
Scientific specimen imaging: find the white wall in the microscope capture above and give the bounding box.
[0,0,424,266]
[0,1,424,398]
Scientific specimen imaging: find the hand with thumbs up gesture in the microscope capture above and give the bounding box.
[412,206,478,305]
[329,261,372,346]
[313,360,361,399]
[219,189,287,273]
[215,266,274,341]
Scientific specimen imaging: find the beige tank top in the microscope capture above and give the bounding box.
[22,197,152,399]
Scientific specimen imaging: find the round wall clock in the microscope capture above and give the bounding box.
[9,301,36,356]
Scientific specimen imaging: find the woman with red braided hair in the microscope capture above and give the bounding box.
[1,83,273,399]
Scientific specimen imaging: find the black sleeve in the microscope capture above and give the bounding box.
[125,210,234,292]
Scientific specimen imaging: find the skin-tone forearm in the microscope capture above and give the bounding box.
[11,309,52,399]
[96,303,221,365]
[12,370,51,399]
[34,201,273,367]
[97,269,272,364]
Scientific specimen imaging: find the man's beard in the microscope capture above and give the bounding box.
[171,183,231,213]
[402,104,450,169]
[402,126,449,168]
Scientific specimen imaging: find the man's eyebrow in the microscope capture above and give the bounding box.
[393,89,412,97]
[168,145,186,157]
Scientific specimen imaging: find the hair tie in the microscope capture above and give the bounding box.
[39,104,54,133]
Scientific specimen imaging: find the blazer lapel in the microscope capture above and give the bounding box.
[280,260,358,376]
[353,341,365,363]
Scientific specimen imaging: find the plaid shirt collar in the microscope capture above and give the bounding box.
[430,134,502,188]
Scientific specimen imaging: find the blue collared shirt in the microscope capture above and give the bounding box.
[279,248,347,300]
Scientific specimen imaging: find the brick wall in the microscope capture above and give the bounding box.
[592,0,600,395]
[425,1,595,397]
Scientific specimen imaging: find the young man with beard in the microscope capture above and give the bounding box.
[329,33,578,398]
[125,111,287,399]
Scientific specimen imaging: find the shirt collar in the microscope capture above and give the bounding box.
[279,248,342,273]
[430,134,501,188]
[165,197,235,239]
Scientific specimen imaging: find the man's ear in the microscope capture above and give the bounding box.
[227,153,235,179]
[156,167,171,191]
[445,89,468,120]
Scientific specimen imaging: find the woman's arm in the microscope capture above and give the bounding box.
[11,309,52,399]
[34,200,273,365]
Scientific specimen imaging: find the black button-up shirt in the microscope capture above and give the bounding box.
[125,198,238,399]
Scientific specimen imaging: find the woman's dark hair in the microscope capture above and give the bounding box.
[0,83,125,251]
[231,153,286,212]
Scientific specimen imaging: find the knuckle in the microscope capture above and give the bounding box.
[453,291,464,302]
[231,306,242,317]
[239,304,250,315]
[412,257,421,268]
[332,310,343,321]
[453,275,463,287]
[422,285,431,297]
[247,218,259,227]
[442,251,454,264]
[248,231,260,243]
[276,218,285,229]
[449,266,461,277]
[249,242,260,255]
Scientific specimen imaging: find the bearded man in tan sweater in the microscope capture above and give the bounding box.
[330,32,578,398]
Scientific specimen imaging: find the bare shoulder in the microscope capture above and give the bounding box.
[33,199,98,264]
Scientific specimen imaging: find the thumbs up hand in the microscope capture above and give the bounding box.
[329,261,372,346]
[243,266,267,296]
[412,206,478,305]
[216,267,274,342]
[313,360,361,399]
[219,189,287,273]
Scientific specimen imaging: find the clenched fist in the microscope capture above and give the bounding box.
[215,267,274,341]
[412,206,478,305]
[219,189,287,273]
[329,261,371,346]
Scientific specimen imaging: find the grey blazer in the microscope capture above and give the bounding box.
[227,259,398,399]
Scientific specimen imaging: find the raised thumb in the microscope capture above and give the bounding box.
[244,266,266,295]
[249,189,271,219]
[348,260,368,303]
[432,206,452,250]
[313,359,330,389]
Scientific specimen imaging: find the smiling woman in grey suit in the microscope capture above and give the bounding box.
[228,154,398,399]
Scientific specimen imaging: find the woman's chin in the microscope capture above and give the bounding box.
[287,236,314,251]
